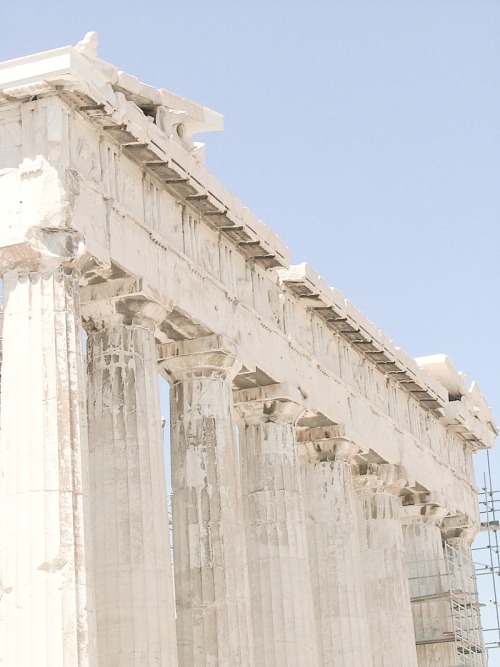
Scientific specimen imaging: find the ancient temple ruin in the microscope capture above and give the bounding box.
[0,34,496,666]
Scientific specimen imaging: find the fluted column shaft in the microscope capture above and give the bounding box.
[159,337,253,667]
[235,387,318,667]
[0,261,96,666]
[84,301,177,667]
[356,463,418,667]
[299,428,373,667]
[402,503,455,666]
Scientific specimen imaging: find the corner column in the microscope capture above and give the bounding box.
[298,426,373,667]
[234,384,318,667]
[401,499,455,666]
[0,240,97,666]
[158,335,253,667]
[355,463,418,667]
[82,281,178,667]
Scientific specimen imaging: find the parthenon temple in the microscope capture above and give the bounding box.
[0,34,496,667]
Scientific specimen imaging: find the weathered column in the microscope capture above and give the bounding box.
[298,426,373,667]
[234,384,318,667]
[81,279,178,667]
[441,517,486,666]
[355,463,418,667]
[0,237,97,666]
[401,498,455,666]
[158,335,253,667]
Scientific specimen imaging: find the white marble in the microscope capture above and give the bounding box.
[0,259,97,666]
[402,503,456,667]
[356,464,418,667]
[159,336,254,667]
[235,386,318,667]
[84,293,178,667]
[299,427,373,667]
[442,520,486,667]
[0,36,495,666]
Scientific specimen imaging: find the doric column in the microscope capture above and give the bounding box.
[158,335,253,667]
[81,279,178,667]
[441,517,486,665]
[355,463,418,667]
[401,498,455,666]
[298,426,373,667]
[234,384,318,667]
[0,235,97,666]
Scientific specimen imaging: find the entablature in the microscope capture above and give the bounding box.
[279,262,496,450]
[279,262,447,409]
[0,36,290,274]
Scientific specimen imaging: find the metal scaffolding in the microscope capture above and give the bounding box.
[409,541,486,667]
[473,450,500,663]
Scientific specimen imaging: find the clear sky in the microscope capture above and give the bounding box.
[1,0,499,648]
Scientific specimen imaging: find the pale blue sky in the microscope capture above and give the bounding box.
[1,1,499,640]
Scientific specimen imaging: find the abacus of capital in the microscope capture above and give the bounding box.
[0,35,496,667]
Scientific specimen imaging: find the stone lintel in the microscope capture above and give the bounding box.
[354,462,413,496]
[81,276,171,330]
[233,383,306,424]
[297,425,360,463]
[158,333,241,382]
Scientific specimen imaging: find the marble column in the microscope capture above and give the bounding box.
[158,335,253,667]
[441,518,486,666]
[0,248,97,665]
[355,463,418,667]
[401,500,455,667]
[234,384,318,667]
[298,426,373,667]
[82,284,178,667]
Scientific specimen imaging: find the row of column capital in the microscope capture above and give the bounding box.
[86,315,488,545]
[8,266,476,543]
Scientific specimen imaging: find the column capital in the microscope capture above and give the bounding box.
[233,383,305,424]
[440,514,477,543]
[158,334,242,382]
[354,462,412,496]
[297,425,360,462]
[0,229,86,275]
[400,493,450,526]
[81,276,171,331]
